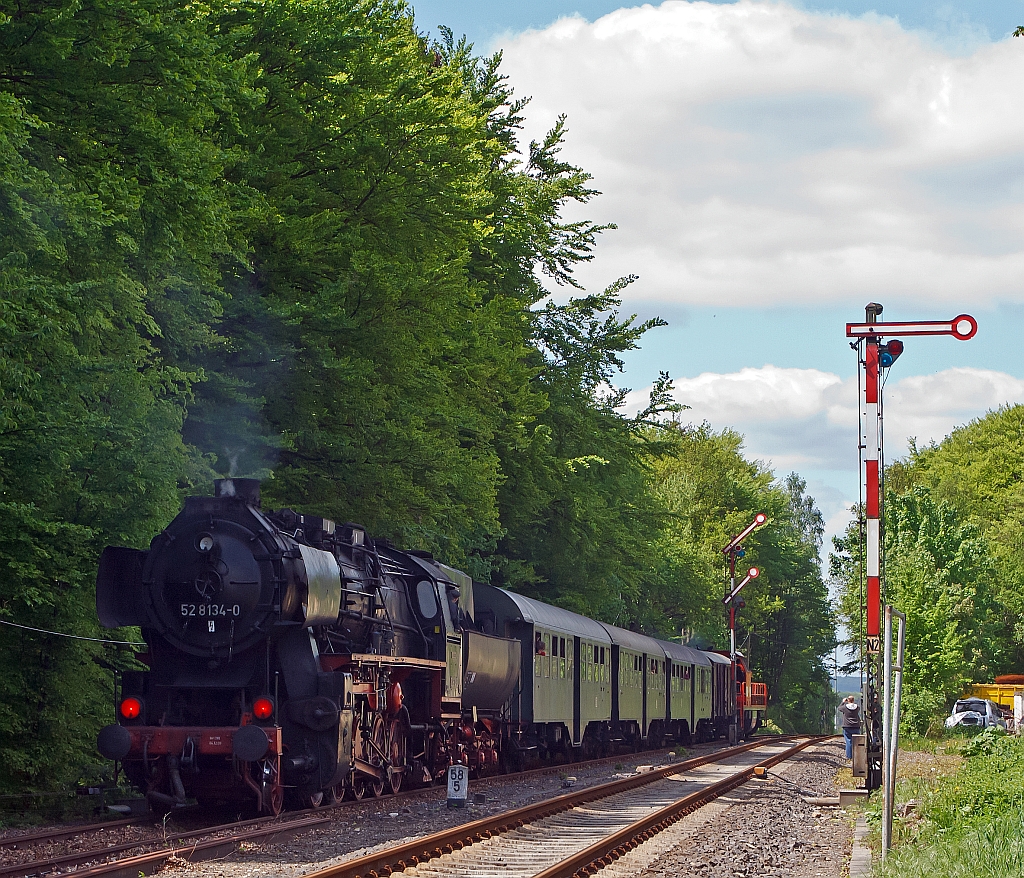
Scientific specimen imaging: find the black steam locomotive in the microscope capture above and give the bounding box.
[96,479,764,813]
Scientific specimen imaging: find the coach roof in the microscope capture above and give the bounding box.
[482,586,611,643]
[659,640,712,667]
[596,622,664,656]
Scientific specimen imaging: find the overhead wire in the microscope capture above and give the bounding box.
[0,618,142,647]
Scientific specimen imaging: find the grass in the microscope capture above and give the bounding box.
[874,734,1024,877]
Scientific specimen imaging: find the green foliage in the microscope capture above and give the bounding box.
[893,406,1024,660]
[646,425,835,731]
[0,0,232,795]
[835,406,1024,735]
[926,734,1024,827]
[897,688,948,738]
[832,486,1001,734]
[0,0,840,798]
[879,737,1024,877]
[956,726,1007,758]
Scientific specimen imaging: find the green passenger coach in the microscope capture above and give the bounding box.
[472,584,612,761]
[662,641,713,742]
[596,623,664,749]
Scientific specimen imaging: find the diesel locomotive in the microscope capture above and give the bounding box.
[95,479,765,813]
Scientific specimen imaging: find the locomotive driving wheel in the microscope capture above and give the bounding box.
[349,773,369,800]
[298,790,324,808]
[368,714,387,797]
[388,718,407,794]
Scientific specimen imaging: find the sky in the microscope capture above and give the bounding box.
[406,1,1024,561]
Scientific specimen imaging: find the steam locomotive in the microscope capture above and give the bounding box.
[96,479,766,813]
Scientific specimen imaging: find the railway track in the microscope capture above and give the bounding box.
[0,811,330,878]
[0,742,725,878]
[0,817,137,851]
[302,735,825,878]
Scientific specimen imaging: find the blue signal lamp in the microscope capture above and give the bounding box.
[879,339,904,368]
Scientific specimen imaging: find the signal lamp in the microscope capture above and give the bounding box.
[879,339,904,368]
[748,566,760,579]
[120,697,142,720]
[252,697,275,720]
[754,513,767,525]
[197,533,215,552]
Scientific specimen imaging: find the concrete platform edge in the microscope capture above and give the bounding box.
[849,816,871,877]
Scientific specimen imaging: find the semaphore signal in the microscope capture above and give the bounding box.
[845,303,976,792]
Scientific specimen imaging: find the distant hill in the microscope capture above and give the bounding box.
[833,675,862,695]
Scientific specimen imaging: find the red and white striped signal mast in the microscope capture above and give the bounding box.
[846,304,977,790]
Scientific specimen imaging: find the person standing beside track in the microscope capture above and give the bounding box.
[839,695,861,759]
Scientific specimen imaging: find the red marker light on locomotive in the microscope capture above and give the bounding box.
[120,697,142,720]
[252,697,275,720]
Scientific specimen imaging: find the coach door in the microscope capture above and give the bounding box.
[572,636,581,744]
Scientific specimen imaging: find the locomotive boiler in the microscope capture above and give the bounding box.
[95,479,519,813]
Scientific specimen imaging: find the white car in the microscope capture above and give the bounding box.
[945,698,1007,731]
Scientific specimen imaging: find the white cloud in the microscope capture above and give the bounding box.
[650,365,843,423]
[625,364,1024,471]
[501,1,1024,306]
[885,367,1024,449]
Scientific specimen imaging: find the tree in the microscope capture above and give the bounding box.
[0,0,237,793]
[891,406,1024,664]
[832,488,1000,734]
[647,424,836,731]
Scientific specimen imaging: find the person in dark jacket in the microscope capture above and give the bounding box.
[839,695,861,759]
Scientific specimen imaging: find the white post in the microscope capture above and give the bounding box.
[889,612,906,819]
[881,606,893,858]
[881,607,906,859]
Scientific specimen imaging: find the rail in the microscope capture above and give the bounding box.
[302,736,803,878]
[535,736,825,878]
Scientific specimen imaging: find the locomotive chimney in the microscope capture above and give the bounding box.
[214,478,261,506]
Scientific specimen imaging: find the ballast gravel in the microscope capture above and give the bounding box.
[181,749,689,878]
[603,738,853,878]
[0,739,854,878]
[182,739,853,878]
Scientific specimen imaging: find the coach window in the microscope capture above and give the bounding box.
[544,634,551,677]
